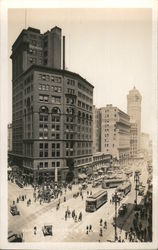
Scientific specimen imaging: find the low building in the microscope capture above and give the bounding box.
[92,152,112,174]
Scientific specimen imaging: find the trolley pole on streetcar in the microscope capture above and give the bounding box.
[134,171,139,210]
[113,191,119,241]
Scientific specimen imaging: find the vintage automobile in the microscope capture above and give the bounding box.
[42,225,53,236]
[118,203,127,216]
[8,230,23,242]
[82,183,88,190]
[87,180,92,184]
[15,180,24,188]
[10,205,20,216]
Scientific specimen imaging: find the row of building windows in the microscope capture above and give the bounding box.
[29,57,37,64]
[67,88,75,95]
[77,149,92,155]
[77,157,92,165]
[78,101,92,111]
[77,133,92,140]
[67,79,75,86]
[29,48,43,56]
[105,108,117,112]
[38,73,62,83]
[105,144,115,147]
[78,92,93,103]
[29,39,42,47]
[39,84,62,92]
[66,97,76,105]
[39,95,61,104]
[78,82,93,96]
[38,161,61,169]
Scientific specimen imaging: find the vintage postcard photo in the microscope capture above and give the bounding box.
[0,0,157,249]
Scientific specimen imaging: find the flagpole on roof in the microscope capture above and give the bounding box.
[25,9,27,29]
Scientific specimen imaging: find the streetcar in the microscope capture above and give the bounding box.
[85,190,108,212]
[102,178,125,189]
[116,181,131,196]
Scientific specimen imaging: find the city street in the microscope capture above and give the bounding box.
[8,159,150,242]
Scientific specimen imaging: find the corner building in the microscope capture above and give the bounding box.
[10,27,93,183]
[100,105,130,164]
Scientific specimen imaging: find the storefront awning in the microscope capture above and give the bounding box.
[101,165,109,168]
[78,173,87,179]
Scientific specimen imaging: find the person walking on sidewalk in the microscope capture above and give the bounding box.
[100,219,103,227]
[86,226,89,234]
[104,220,107,229]
[34,226,37,235]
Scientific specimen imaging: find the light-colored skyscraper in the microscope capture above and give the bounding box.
[100,104,130,164]
[127,86,142,153]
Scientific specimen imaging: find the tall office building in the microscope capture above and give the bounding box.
[100,105,130,163]
[8,123,12,152]
[127,86,142,153]
[10,26,94,184]
[129,120,137,158]
[92,105,101,153]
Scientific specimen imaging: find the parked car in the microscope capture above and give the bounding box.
[42,225,53,236]
[8,230,23,242]
[87,180,92,184]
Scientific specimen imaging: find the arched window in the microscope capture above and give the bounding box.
[78,111,81,117]
[39,106,49,114]
[39,106,49,123]
[52,107,61,114]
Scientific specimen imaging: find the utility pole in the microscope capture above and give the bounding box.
[134,171,140,209]
[113,191,119,241]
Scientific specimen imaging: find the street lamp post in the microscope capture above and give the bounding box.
[113,191,119,241]
[134,171,140,209]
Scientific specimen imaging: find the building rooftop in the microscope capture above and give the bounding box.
[13,64,94,89]
[128,86,142,97]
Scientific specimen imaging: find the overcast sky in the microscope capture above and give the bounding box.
[8,8,153,136]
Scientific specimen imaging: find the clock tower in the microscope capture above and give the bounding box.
[127,86,142,154]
